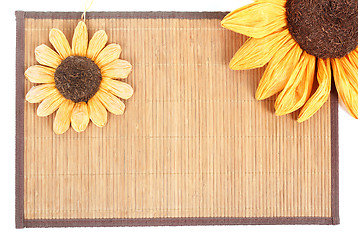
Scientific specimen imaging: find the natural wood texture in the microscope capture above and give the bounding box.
[23,17,332,220]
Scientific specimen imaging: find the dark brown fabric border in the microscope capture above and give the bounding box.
[23,217,334,228]
[22,11,228,20]
[330,84,340,225]
[15,11,340,228]
[15,11,25,229]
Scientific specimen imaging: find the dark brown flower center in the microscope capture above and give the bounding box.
[54,56,102,103]
[286,0,358,59]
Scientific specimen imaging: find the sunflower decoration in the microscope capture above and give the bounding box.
[25,20,133,134]
[222,0,358,122]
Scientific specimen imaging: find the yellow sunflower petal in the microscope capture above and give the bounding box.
[71,102,90,132]
[53,99,75,135]
[339,54,358,93]
[331,57,358,119]
[96,89,125,115]
[25,83,56,103]
[221,2,286,38]
[37,90,65,117]
[100,78,133,99]
[87,30,108,60]
[298,59,331,122]
[72,21,88,56]
[101,59,132,79]
[254,0,286,6]
[35,44,62,68]
[49,28,72,59]
[24,65,55,83]
[229,29,291,70]
[347,48,358,68]
[88,94,108,127]
[94,44,122,69]
[256,41,303,100]
[275,51,316,116]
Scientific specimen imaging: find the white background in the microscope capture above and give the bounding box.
[1,0,357,239]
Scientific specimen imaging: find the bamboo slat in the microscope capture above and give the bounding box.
[23,16,332,220]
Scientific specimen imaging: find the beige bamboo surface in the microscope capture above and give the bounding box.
[23,17,332,220]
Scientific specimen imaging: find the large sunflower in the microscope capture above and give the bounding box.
[222,0,358,122]
[25,21,133,134]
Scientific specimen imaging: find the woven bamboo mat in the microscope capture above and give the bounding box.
[15,12,339,228]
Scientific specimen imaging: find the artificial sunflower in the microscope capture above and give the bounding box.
[25,21,133,134]
[222,0,358,122]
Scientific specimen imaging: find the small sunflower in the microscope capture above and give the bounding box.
[25,21,133,134]
[222,0,358,122]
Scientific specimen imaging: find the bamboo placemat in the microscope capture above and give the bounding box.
[15,11,339,228]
